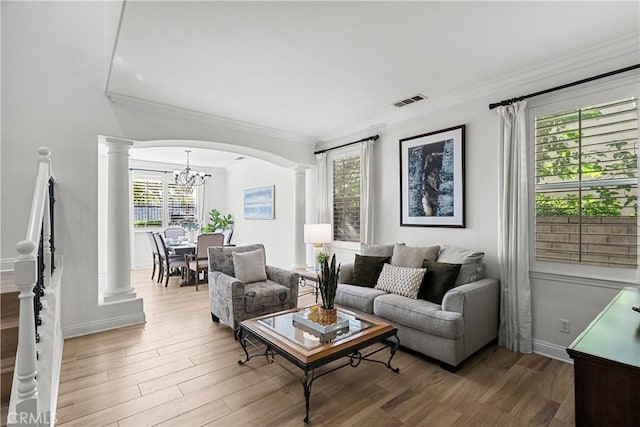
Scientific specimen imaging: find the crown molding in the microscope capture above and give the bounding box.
[106,91,317,146]
[319,33,640,143]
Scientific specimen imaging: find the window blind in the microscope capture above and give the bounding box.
[333,155,361,242]
[167,182,197,225]
[535,96,638,268]
[132,177,163,228]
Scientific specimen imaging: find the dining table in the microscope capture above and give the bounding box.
[166,242,196,256]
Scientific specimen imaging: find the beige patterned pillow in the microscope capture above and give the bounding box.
[375,263,426,299]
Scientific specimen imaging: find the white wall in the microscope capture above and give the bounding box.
[320,73,639,361]
[1,2,314,337]
[225,158,296,269]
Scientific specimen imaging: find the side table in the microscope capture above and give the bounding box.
[293,268,320,303]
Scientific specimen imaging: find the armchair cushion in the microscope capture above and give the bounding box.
[233,249,267,283]
[244,281,291,313]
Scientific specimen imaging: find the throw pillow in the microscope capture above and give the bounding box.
[351,254,390,287]
[232,249,267,283]
[360,243,404,257]
[419,261,462,304]
[436,245,485,285]
[375,263,426,299]
[390,244,440,268]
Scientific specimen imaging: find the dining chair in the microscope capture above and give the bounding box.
[186,233,224,291]
[154,232,186,287]
[146,231,161,281]
[164,226,187,240]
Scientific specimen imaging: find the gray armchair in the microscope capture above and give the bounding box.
[208,244,299,331]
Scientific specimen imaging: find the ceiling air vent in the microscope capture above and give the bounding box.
[393,94,427,108]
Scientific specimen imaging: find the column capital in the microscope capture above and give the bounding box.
[291,165,309,175]
[105,138,133,154]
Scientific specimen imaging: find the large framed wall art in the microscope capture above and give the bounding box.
[399,125,465,227]
[243,185,275,220]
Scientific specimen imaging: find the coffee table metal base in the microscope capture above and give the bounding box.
[237,328,400,423]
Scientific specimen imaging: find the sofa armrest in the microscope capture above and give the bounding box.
[208,271,245,328]
[442,277,500,358]
[266,265,300,305]
[339,263,354,284]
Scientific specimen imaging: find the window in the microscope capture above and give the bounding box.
[167,182,197,225]
[332,155,361,242]
[535,96,638,269]
[132,177,163,228]
[132,170,197,229]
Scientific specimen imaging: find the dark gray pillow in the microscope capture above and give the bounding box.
[418,260,462,304]
[351,254,390,287]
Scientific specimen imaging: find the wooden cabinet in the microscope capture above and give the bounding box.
[566,286,640,426]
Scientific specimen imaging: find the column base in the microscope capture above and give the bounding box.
[102,286,136,303]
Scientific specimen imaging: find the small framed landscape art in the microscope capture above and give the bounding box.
[243,185,275,220]
[399,125,465,227]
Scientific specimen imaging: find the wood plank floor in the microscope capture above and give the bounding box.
[56,269,575,426]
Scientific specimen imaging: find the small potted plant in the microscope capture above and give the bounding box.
[315,251,329,271]
[201,209,234,232]
[318,254,340,325]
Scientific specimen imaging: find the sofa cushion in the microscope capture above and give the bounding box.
[390,244,440,268]
[374,264,426,299]
[373,293,464,340]
[361,243,402,257]
[233,249,268,283]
[436,245,485,285]
[351,254,390,287]
[335,284,387,314]
[243,280,290,313]
[418,261,462,304]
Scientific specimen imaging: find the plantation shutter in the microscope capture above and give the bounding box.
[333,155,361,242]
[535,97,638,268]
[167,182,197,226]
[132,175,163,228]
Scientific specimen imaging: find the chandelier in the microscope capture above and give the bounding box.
[173,150,210,192]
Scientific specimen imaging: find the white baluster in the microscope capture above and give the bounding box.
[13,240,39,417]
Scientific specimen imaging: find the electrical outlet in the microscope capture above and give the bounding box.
[560,319,570,334]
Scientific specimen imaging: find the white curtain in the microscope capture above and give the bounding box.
[315,152,330,223]
[497,101,532,353]
[360,139,375,245]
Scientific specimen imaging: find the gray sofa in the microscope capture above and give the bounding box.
[335,244,499,369]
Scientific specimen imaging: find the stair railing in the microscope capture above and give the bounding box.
[8,147,56,427]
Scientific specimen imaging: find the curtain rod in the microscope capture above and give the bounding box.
[488,64,640,110]
[314,134,379,155]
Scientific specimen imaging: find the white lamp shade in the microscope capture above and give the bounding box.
[304,223,332,245]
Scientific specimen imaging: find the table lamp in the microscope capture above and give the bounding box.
[304,223,332,271]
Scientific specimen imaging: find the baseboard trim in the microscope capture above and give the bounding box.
[63,311,146,339]
[533,339,573,364]
[1,258,15,271]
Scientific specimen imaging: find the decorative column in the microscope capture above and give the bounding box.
[103,138,136,302]
[291,167,307,269]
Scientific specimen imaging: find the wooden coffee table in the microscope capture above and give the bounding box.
[237,306,400,422]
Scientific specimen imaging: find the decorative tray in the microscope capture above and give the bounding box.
[292,309,350,334]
